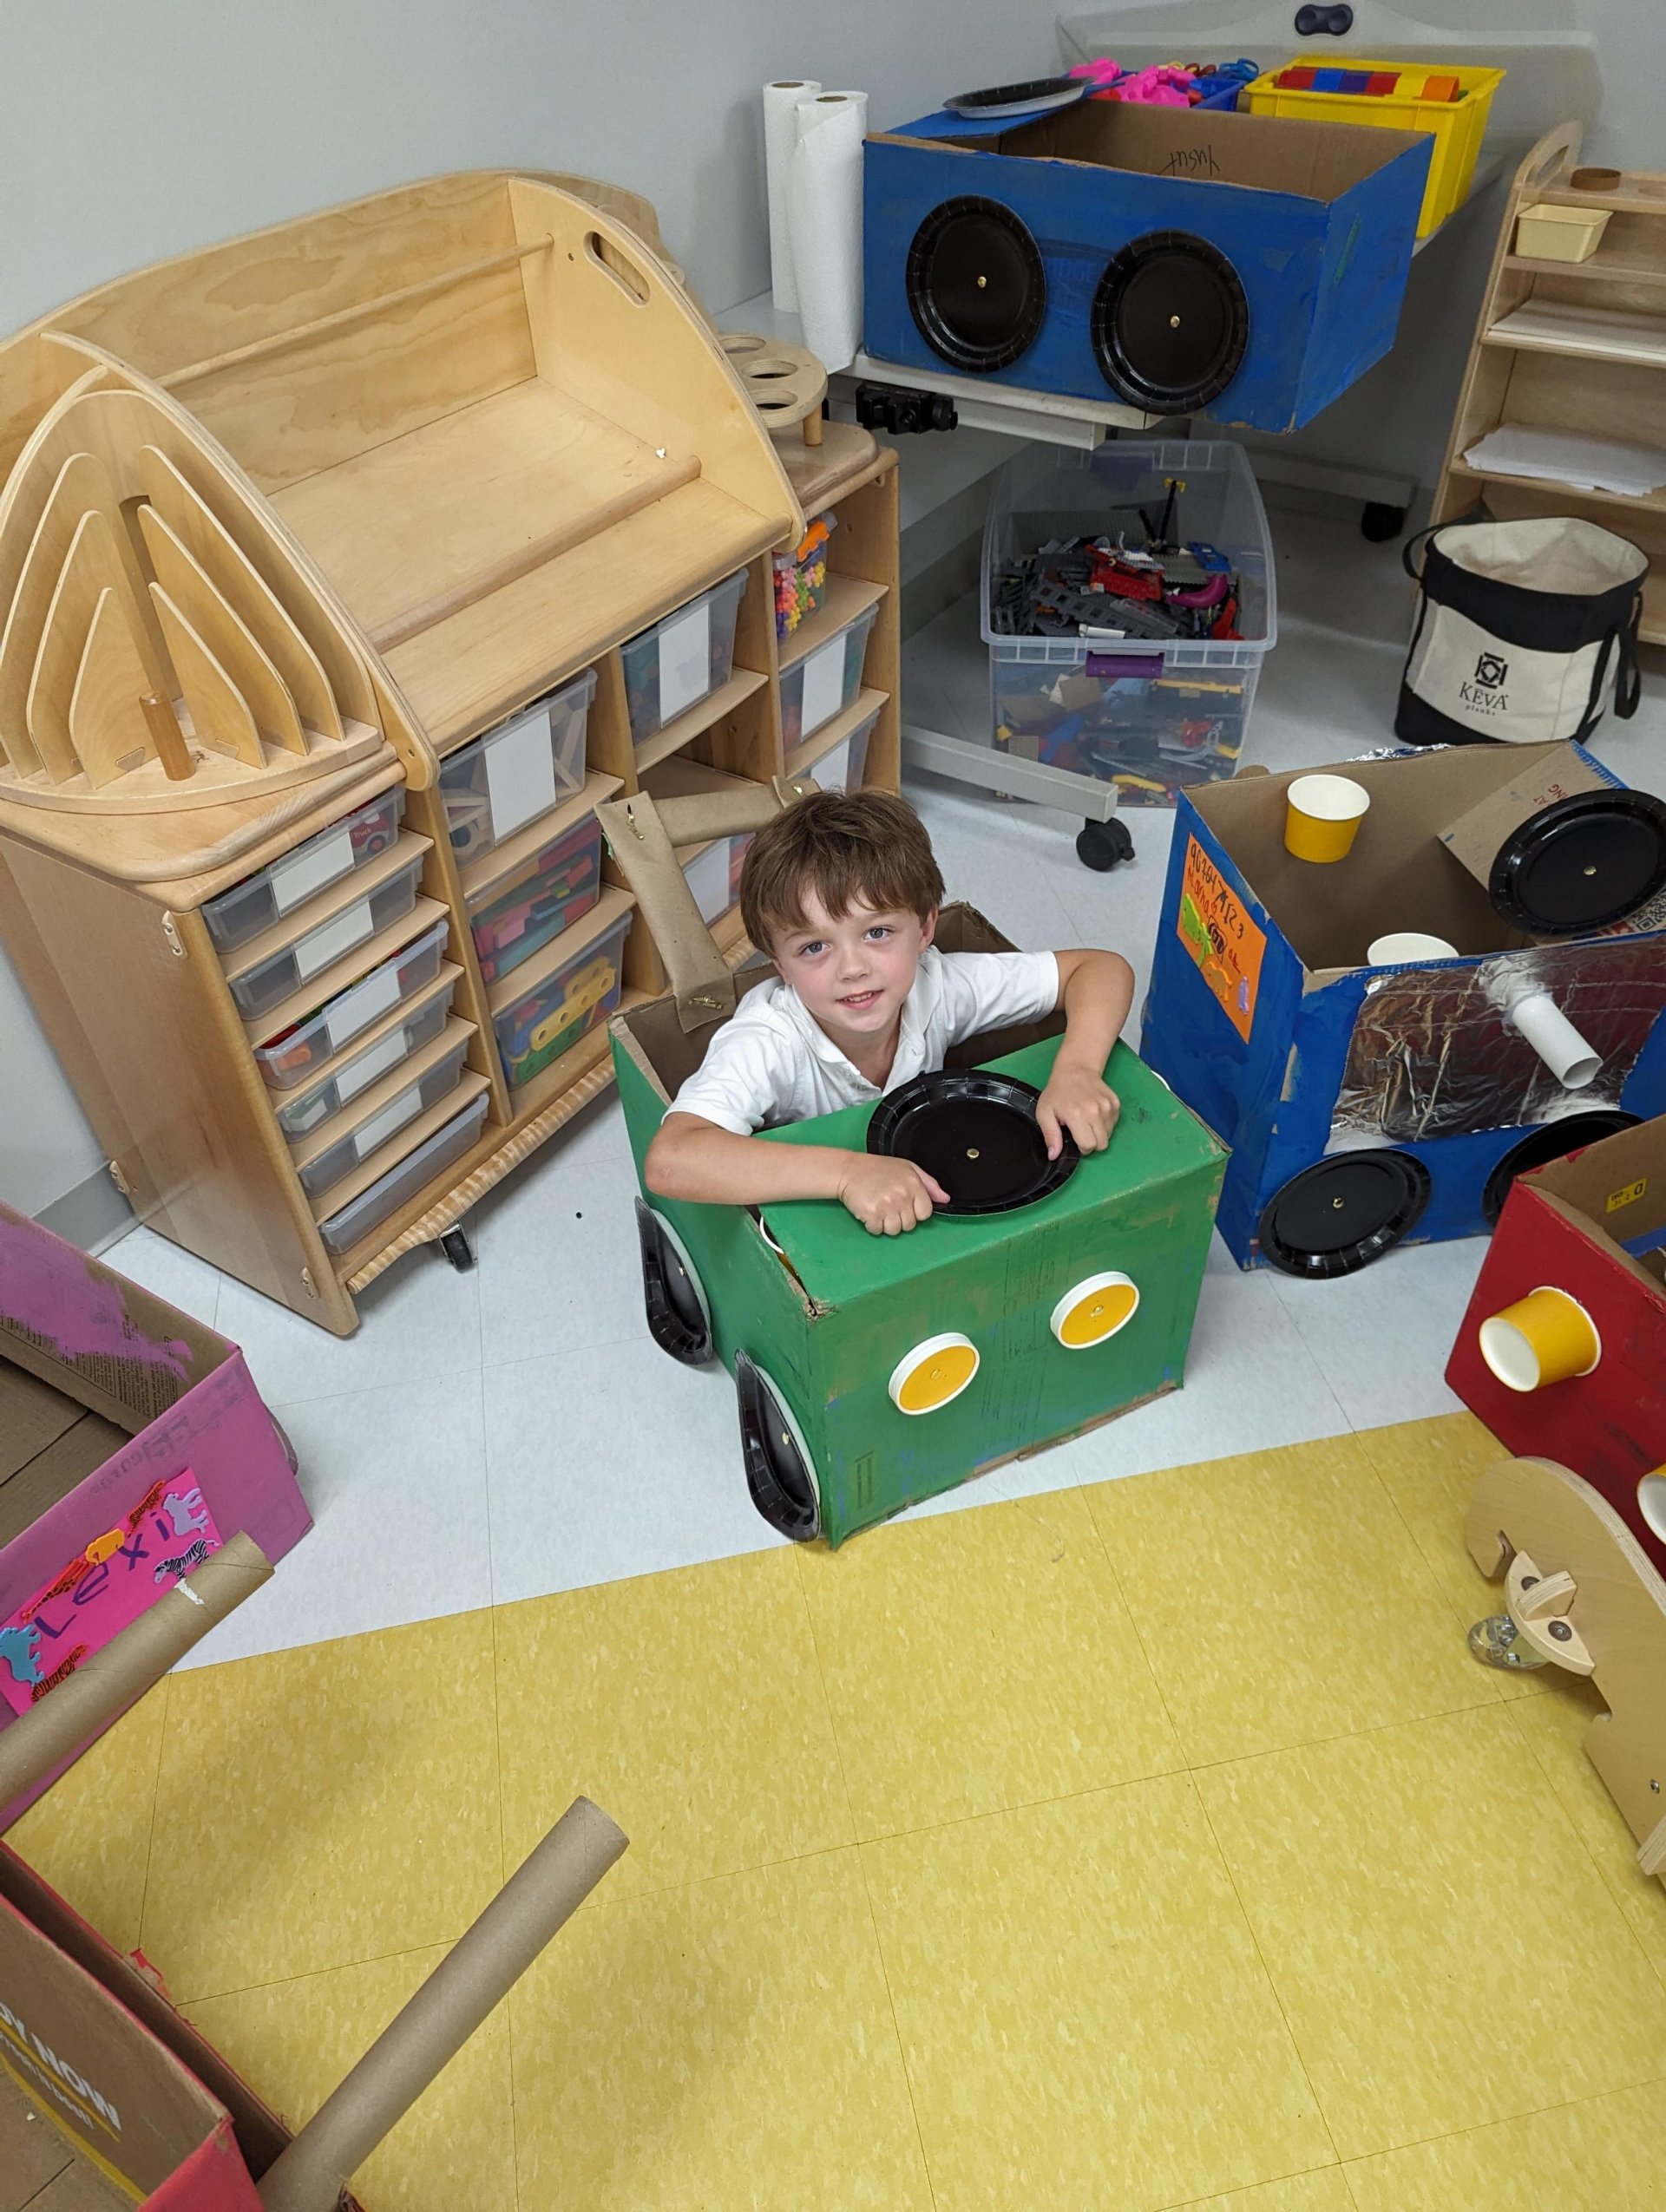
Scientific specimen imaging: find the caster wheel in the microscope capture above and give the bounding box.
[736,1351,821,1541]
[1257,1149,1431,1278]
[635,1200,713,1365]
[1077,818,1135,872]
[1361,501,1407,543]
[436,1226,476,1272]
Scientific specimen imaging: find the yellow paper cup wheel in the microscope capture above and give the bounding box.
[1284,774,1370,862]
[889,1332,980,1417]
[1478,1286,1601,1393]
[1050,1271,1140,1349]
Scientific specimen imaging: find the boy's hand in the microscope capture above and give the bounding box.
[836,1153,950,1236]
[1037,1067,1120,1160]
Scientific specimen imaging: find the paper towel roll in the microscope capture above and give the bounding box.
[764,80,820,311]
[790,90,867,375]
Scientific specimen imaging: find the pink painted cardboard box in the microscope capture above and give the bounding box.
[0,1205,309,1827]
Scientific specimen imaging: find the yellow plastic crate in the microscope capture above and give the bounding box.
[1243,59,1505,238]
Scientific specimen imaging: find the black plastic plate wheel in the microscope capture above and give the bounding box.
[868,1068,1079,1215]
[736,1351,821,1541]
[906,198,1047,374]
[1489,789,1666,935]
[1091,230,1250,413]
[943,76,1087,120]
[1481,1112,1640,1226]
[635,1199,713,1366]
[1257,1149,1432,1278]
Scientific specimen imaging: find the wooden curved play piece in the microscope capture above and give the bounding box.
[1468,1455,1666,1883]
[721,330,827,447]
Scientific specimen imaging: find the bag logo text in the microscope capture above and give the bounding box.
[1458,648,1510,713]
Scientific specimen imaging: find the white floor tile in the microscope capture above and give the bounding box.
[176,1372,491,1666]
[102,1225,224,1332]
[1265,1233,1482,1430]
[482,1335,782,1604]
[475,1140,647,1371]
[214,1238,482,1409]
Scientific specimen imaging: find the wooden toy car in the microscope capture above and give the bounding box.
[601,783,1225,1546]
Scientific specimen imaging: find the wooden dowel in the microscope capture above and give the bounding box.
[160,236,554,391]
[141,690,196,781]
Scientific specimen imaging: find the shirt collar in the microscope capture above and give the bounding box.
[774,947,944,1089]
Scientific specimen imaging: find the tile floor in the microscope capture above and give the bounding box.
[15,491,1666,2208]
[11,1418,1666,2211]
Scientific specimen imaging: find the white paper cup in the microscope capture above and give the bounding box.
[1368,932,1459,966]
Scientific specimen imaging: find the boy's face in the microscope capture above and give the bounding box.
[773,890,936,1052]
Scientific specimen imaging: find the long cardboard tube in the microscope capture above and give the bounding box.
[0,1531,272,1823]
[257,1796,628,2212]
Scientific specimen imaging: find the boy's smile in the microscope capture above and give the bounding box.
[777,891,936,1083]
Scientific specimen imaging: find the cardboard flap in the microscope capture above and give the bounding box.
[1440,742,1614,901]
[1532,1116,1666,1253]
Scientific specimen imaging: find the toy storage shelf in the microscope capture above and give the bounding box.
[0,173,902,1334]
[1434,124,1666,651]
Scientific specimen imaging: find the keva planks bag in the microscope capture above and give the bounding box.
[1396,515,1647,748]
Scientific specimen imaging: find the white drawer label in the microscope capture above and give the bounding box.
[353,1083,422,1163]
[811,736,851,794]
[798,637,845,741]
[335,1023,410,1105]
[484,714,556,841]
[325,959,401,1055]
[295,898,372,982]
[272,826,352,915]
[657,601,712,726]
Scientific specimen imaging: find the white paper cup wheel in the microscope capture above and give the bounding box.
[1051,1271,1140,1349]
[889,1332,980,1416]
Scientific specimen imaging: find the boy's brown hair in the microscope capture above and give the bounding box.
[740,789,945,952]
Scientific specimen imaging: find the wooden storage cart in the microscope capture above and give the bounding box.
[0,173,899,1334]
[1433,124,1666,644]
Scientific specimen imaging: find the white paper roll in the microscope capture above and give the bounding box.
[764,81,820,311]
[789,90,867,374]
[1486,970,1603,1089]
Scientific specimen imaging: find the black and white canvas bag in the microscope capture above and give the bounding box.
[1396,515,1646,748]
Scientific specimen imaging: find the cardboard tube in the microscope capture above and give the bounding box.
[1505,988,1602,1089]
[257,1797,628,2212]
[1478,1286,1602,1392]
[1284,775,1369,862]
[0,1531,272,1824]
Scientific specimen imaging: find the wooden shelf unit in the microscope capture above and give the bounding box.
[1433,124,1666,648]
[0,173,901,1332]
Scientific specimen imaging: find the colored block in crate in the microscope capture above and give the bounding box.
[862,98,1429,433]
[613,907,1225,1547]
[1367,73,1401,95]
[1446,1116,1666,1578]
[1139,743,1666,1276]
[1421,72,1461,101]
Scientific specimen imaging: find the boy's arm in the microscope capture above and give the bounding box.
[1036,948,1136,1159]
[646,1113,949,1235]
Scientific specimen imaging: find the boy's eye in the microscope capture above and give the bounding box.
[865,926,893,942]
[795,940,826,959]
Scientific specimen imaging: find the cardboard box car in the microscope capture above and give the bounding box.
[0,1207,309,1826]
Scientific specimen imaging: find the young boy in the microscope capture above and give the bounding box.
[646,790,1135,1236]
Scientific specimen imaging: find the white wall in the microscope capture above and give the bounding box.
[0,0,1059,1214]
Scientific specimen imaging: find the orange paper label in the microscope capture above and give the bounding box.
[1177,836,1265,1042]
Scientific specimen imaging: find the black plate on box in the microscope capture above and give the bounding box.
[1257,1149,1431,1277]
[1489,789,1666,935]
[1092,231,1250,412]
[907,197,1047,373]
[943,75,1087,120]
[1480,1111,1640,1226]
[867,1069,1079,1214]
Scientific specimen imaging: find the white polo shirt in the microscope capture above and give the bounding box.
[668,946,1061,1135]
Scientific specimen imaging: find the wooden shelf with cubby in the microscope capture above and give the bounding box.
[1433,123,1666,649]
[0,173,899,1332]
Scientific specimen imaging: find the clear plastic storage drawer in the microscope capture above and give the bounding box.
[493,913,631,1090]
[779,603,878,749]
[438,667,594,867]
[620,571,747,749]
[317,1090,489,1257]
[296,1038,474,1199]
[272,978,458,1139]
[253,919,450,1090]
[469,815,603,987]
[230,854,427,1024]
[203,791,405,952]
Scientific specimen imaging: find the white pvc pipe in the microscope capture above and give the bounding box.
[1507,989,1602,1089]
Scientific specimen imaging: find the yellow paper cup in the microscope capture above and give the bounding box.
[1285,774,1370,862]
[1478,1286,1601,1393]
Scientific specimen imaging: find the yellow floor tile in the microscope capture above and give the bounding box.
[1343,2079,1666,2210]
[1197,1705,1666,2161]
[493,1548,852,1899]
[144,1613,502,2002]
[863,1775,1332,2212]
[1353,1415,1546,1703]
[1505,1675,1666,1984]
[6,1682,167,1954]
[1178,2170,1354,2212]
[1086,1436,1497,1765]
[184,1941,515,2212]
[508,1847,931,2212]
[796,1486,1180,1839]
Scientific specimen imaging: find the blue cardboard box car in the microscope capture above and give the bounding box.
[863,98,1431,432]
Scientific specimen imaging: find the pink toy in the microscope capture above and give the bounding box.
[1068,57,1209,107]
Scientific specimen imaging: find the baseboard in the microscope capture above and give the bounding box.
[36,1165,135,1254]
